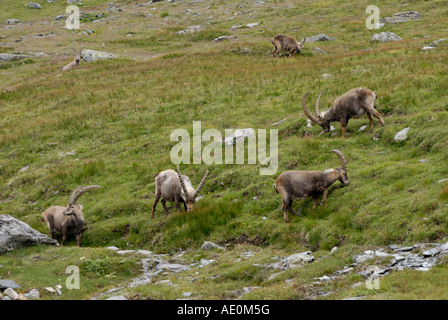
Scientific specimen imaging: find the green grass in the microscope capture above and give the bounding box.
[1,0,448,299]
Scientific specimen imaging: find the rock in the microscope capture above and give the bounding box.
[438,178,448,184]
[322,73,332,78]
[81,49,118,62]
[286,252,315,269]
[4,288,19,300]
[137,249,153,256]
[28,2,42,9]
[0,54,31,62]
[176,25,203,35]
[106,246,120,251]
[370,31,402,42]
[375,250,390,257]
[394,127,410,142]
[0,215,58,254]
[200,258,215,266]
[156,262,189,273]
[381,11,421,24]
[182,292,193,297]
[272,118,287,126]
[23,289,40,299]
[212,35,237,43]
[117,250,136,255]
[421,46,435,51]
[67,0,81,3]
[429,39,446,47]
[422,247,440,257]
[246,22,259,28]
[306,34,336,42]
[6,19,20,24]
[55,284,62,295]
[314,47,327,54]
[394,245,414,252]
[0,280,21,290]
[18,166,30,173]
[201,241,224,250]
[355,255,373,264]
[358,125,367,132]
[331,246,338,253]
[45,287,57,293]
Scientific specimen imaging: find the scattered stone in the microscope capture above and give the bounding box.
[137,249,153,256]
[23,289,40,299]
[6,19,20,24]
[358,125,367,132]
[0,54,31,62]
[272,118,287,126]
[331,247,338,253]
[212,35,237,43]
[322,73,332,78]
[355,254,373,264]
[0,280,21,290]
[381,11,421,24]
[394,245,414,252]
[45,287,57,294]
[306,34,336,42]
[429,38,447,47]
[55,284,62,295]
[81,49,118,62]
[0,215,58,254]
[438,178,448,183]
[117,250,136,255]
[286,252,315,269]
[182,292,193,297]
[246,22,259,28]
[28,2,42,9]
[394,127,410,142]
[418,159,429,163]
[422,247,440,257]
[176,25,203,35]
[314,47,327,54]
[375,250,390,257]
[201,241,225,251]
[4,288,19,300]
[106,246,120,251]
[370,31,402,42]
[200,258,215,266]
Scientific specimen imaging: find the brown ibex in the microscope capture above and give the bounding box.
[271,34,306,58]
[151,165,210,218]
[42,185,99,246]
[302,88,385,138]
[274,150,349,223]
[61,45,84,72]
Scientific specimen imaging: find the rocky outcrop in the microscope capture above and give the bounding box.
[0,215,57,254]
[370,31,402,42]
[81,49,118,62]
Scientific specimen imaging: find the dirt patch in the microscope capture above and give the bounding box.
[223,233,268,247]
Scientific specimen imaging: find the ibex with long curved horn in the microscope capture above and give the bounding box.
[274,150,349,223]
[302,88,385,138]
[61,44,84,72]
[271,34,306,58]
[151,165,210,218]
[42,185,99,246]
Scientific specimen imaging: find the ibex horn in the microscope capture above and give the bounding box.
[193,170,210,200]
[70,44,77,55]
[315,91,326,119]
[302,92,320,125]
[330,150,347,171]
[69,186,84,205]
[302,37,306,44]
[176,165,190,200]
[71,185,100,204]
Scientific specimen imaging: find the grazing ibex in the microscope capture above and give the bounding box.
[274,150,349,223]
[151,165,210,219]
[42,185,99,246]
[271,34,306,58]
[302,88,385,138]
[61,45,84,72]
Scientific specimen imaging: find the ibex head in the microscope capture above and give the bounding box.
[296,37,306,52]
[63,185,100,216]
[176,165,209,212]
[302,91,332,133]
[330,150,349,186]
[71,44,84,64]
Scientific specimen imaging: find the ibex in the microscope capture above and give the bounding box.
[42,185,100,246]
[302,88,385,138]
[151,165,210,218]
[271,34,306,58]
[61,45,84,72]
[274,150,349,223]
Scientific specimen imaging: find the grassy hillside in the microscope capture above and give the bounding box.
[0,0,447,300]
